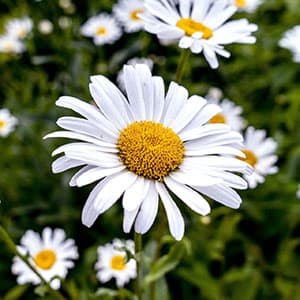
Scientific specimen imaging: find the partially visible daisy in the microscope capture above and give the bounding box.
[237,126,278,189]
[142,0,258,68]
[297,184,300,199]
[11,228,78,289]
[205,87,245,132]
[45,64,252,241]
[81,13,122,45]
[95,239,136,287]
[113,0,145,33]
[0,35,25,54]
[5,17,33,40]
[231,0,263,13]
[0,108,18,137]
[279,26,300,63]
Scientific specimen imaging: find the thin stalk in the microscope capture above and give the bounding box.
[134,232,143,300]
[175,49,190,83]
[0,225,66,300]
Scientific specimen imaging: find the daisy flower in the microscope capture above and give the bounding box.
[5,17,33,40]
[0,108,18,137]
[237,126,278,189]
[113,0,145,33]
[0,35,25,54]
[141,0,258,68]
[45,64,252,241]
[95,239,136,287]
[11,228,78,290]
[279,26,300,63]
[206,87,245,132]
[81,13,122,46]
[231,0,263,13]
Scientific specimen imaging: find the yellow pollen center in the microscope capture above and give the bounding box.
[111,255,126,270]
[0,120,6,128]
[208,113,227,124]
[117,121,185,181]
[235,0,247,8]
[130,9,144,21]
[34,249,57,270]
[96,27,107,36]
[176,18,213,39]
[18,29,26,38]
[237,149,257,167]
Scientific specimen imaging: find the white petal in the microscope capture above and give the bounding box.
[123,208,139,233]
[52,156,84,173]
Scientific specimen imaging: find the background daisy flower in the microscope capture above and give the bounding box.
[95,239,136,287]
[279,25,300,63]
[0,108,18,137]
[5,17,33,40]
[141,0,258,68]
[232,0,263,13]
[11,227,78,290]
[0,35,25,54]
[113,0,145,33]
[45,64,252,241]
[81,13,122,45]
[237,126,278,189]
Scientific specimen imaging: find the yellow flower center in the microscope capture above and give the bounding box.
[18,29,26,38]
[117,121,185,181]
[208,113,227,124]
[0,120,6,129]
[237,149,257,167]
[130,9,144,21]
[176,18,213,39]
[111,255,126,270]
[3,43,13,53]
[96,27,107,36]
[34,249,57,270]
[235,0,247,8]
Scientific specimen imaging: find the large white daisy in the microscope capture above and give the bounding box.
[11,227,79,289]
[237,126,278,189]
[141,0,258,68]
[0,35,25,54]
[95,238,136,287]
[231,0,263,13]
[113,0,145,33]
[45,64,252,240]
[5,17,33,40]
[0,108,18,137]
[81,13,122,46]
[279,25,300,63]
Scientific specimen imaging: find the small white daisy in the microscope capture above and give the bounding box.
[11,227,78,290]
[45,64,252,241]
[113,0,145,33]
[5,17,33,40]
[95,239,136,287]
[279,26,300,63]
[0,35,25,54]
[205,87,245,132]
[141,0,258,68]
[38,19,53,35]
[297,184,300,199]
[0,108,18,137]
[237,126,278,189]
[231,0,263,13]
[81,13,122,46]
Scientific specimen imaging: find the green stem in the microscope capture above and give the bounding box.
[0,225,66,300]
[134,232,143,300]
[175,49,190,83]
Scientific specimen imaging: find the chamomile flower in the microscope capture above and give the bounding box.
[142,0,258,68]
[231,0,263,13]
[45,64,252,241]
[81,13,122,46]
[38,19,53,35]
[5,17,33,40]
[279,26,300,63]
[0,108,18,137]
[0,35,25,54]
[206,88,245,132]
[95,239,136,287]
[237,126,278,189]
[113,0,145,33]
[11,228,78,289]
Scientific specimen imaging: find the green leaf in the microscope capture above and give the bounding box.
[3,284,29,300]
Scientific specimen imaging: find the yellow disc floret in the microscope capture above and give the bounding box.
[0,120,6,129]
[117,121,185,181]
[176,18,213,39]
[208,113,227,124]
[235,0,247,8]
[130,9,144,21]
[237,149,257,167]
[96,27,107,35]
[111,255,126,271]
[34,249,57,270]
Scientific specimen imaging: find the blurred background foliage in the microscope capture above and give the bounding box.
[0,0,300,299]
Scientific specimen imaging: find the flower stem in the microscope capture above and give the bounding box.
[0,225,66,300]
[134,232,143,300]
[175,49,190,83]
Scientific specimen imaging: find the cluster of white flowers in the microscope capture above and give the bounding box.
[0,17,33,54]
[0,108,18,137]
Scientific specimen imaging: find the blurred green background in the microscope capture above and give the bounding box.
[1,0,300,299]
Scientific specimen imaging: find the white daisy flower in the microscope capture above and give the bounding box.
[45,64,252,241]
[279,26,300,63]
[113,0,145,33]
[0,35,25,54]
[141,0,258,68]
[81,13,122,46]
[205,87,245,132]
[95,239,136,287]
[38,19,53,35]
[11,227,78,290]
[0,108,18,137]
[297,184,300,199]
[5,17,33,40]
[237,126,278,189]
[231,0,263,13]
